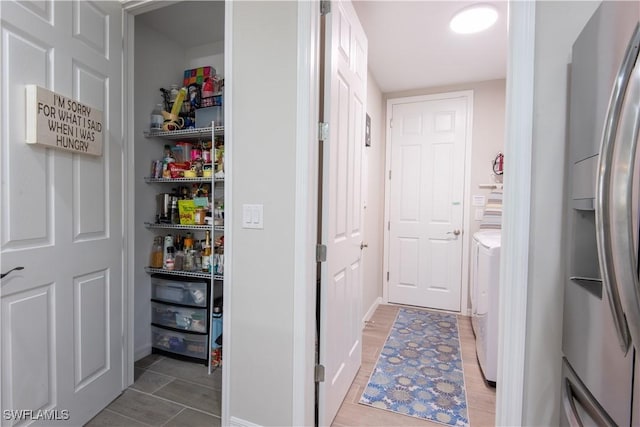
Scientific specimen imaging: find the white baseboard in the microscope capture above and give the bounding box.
[362,296,382,328]
[134,344,152,362]
[229,416,263,427]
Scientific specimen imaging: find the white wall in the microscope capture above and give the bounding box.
[362,71,385,319]
[522,2,599,425]
[186,41,225,77]
[230,2,299,425]
[385,79,506,309]
[133,20,187,359]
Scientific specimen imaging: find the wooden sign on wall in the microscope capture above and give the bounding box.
[26,85,103,156]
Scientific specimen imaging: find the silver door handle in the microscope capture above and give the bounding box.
[594,24,640,354]
[561,358,616,427]
[446,230,461,236]
[360,242,368,250]
[605,28,640,358]
[1,266,24,279]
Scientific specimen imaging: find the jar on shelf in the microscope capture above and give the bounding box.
[149,236,164,268]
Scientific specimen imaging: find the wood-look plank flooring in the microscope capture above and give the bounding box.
[332,304,496,427]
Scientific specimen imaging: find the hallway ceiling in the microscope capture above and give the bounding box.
[352,1,508,93]
[138,1,507,94]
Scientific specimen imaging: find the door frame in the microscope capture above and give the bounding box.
[120,2,232,426]
[382,91,474,314]
[495,1,534,425]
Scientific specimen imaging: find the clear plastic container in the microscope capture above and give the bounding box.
[150,104,163,131]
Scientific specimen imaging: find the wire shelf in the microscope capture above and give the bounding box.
[144,177,224,183]
[143,126,223,139]
[145,222,212,231]
[145,267,222,280]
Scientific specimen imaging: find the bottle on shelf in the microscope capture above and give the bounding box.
[164,246,175,271]
[184,232,194,249]
[174,237,184,271]
[170,197,180,225]
[169,84,180,103]
[184,233,195,272]
[214,252,224,275]
[163,235,174,265]
[194,239,202,271]
[202,230,212,272]
[150,104,163,131]
[149,236,164,268]
[162,145,175,178]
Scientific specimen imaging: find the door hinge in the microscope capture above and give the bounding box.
[388,170,391,180]
[390,118,393,128]
[315,364,326,382]
[387,271,390,281]
[388,221,390,231]
[320,0,331,16]
[318,122,329,142]
[316,244,327,262]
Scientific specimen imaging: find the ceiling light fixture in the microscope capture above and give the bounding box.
[450,4,498,34]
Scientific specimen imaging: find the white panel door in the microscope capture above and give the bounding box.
[0,1,123,425]
[388,96,469,311]
[319,0,367,425]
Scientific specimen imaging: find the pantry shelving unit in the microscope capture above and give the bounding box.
[143,124,224,369]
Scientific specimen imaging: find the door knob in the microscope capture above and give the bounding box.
[360,242,369,250]
[447,230,461,236]
[1,266,24,279]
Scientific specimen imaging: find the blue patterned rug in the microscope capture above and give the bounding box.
[359,308,469,426]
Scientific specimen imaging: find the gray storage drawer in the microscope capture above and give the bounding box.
[151,326,208,359]
[151,302,208,333]
[151,276,207,307]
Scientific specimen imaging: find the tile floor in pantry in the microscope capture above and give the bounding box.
[86,355,221,427]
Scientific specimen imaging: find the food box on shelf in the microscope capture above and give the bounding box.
[177,199,196,225]
[183,66,216,87]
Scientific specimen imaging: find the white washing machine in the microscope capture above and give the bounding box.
[470,230,501,385]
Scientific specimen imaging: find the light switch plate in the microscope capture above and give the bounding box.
[472,195,486,207]
[242,204,263,229]
[475,208,484,221]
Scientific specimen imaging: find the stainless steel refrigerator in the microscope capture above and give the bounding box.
[563,1,640,426]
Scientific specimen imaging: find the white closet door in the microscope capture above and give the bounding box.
[318,0,368,425]
[1,1,124,425]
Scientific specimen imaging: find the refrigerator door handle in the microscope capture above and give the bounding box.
[594,24,640,354]
[561,358,617,427]
[607,30,640,354]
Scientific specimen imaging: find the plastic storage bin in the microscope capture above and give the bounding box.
[152,302,208,333]
[152,326,208,359]
[151,275,207,307]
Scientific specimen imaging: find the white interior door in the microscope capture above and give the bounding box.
[1,1,123,425]
[387,95,469,311]
[319,1,367,425]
